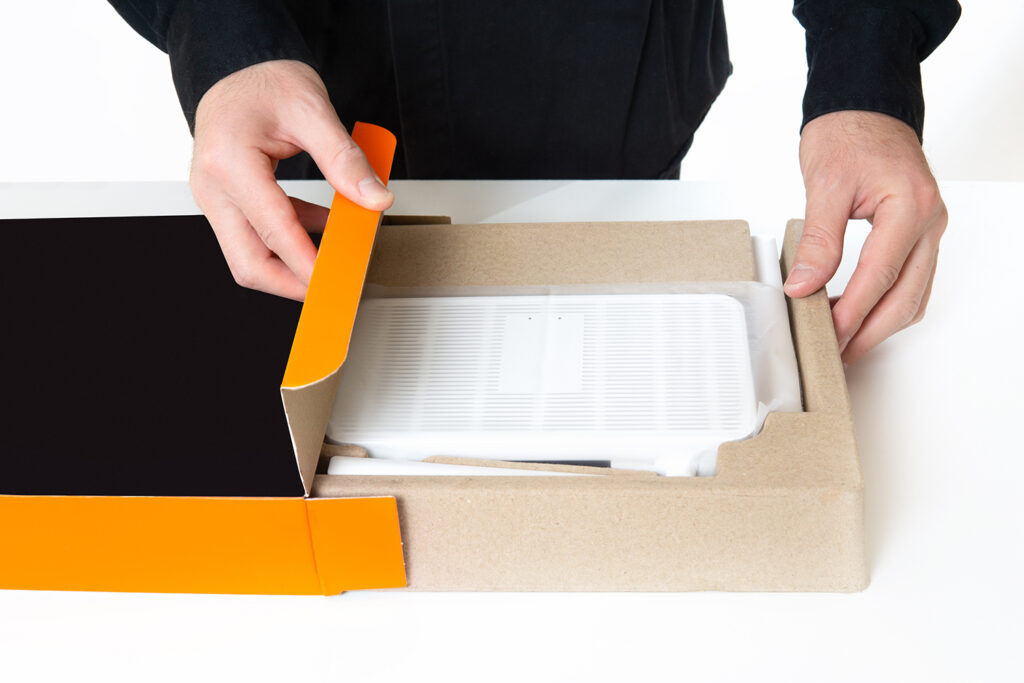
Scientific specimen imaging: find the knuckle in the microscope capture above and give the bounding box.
[258,200,298,235]
[800,225,839,252]
[803,170,829,190]
[890,177,918,199]
[934,203,950,235]
[328,139,367,172]
[801,150,846,189]
[893,295,922,327]
[908,304,927,327]
[912,183,943,216]
[254,214,300,255]
[229,263,257,290]
[868,261,901,292]
[283,89,332,126]
[188,164,201,189]
[256,223,284,252]
[193,144,229,179]
[188,172,205,204]
[805,172,844,196]
[831,310,856,337]
[188,165,216,203]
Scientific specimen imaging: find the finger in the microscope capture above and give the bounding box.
[287,106,394,211]
[784,182,854,298]
[914,255,938,326]
[205,201,309,301]
[289,196,330,233]
[221,150,319,285]
[841,237,938,364]
[830,198,920,353]
[829,295,840,309]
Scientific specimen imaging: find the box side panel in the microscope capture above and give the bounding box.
[306,496,407,593]
[312,476,868,592]
[781,219,851,415]
[0,496,321,594]
[366,220,756,288]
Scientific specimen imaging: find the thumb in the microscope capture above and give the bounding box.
[785,187,851,298]
[290,105,394,211]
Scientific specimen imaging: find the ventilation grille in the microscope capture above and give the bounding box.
[328,294,755,441]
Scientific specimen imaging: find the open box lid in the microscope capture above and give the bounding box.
[280,123,397,495]
[0,123,406,596]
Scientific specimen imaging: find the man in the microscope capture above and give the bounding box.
[109,0,959,365]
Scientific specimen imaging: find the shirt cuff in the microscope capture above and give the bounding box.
[798,6,928,141]
[165,0,317,133]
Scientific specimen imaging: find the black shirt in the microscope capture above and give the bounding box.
[109,0,960,179]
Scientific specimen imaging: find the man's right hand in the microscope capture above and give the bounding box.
[190,59,394,300]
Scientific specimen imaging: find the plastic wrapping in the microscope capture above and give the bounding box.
[327,237,801,476]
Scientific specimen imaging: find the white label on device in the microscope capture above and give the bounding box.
[498,313,585,393]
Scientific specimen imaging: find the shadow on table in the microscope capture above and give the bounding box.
[844,350,901,578]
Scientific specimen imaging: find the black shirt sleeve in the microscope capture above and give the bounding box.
[793,0,960,141]
[108,0,317,132]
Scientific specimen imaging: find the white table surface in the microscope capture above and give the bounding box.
[1,180,1022,682]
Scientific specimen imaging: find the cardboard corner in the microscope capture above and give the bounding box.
[306,496,407,594]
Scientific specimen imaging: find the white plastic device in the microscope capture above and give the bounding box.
[326,292,758,475]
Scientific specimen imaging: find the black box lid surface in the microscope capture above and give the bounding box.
[1,215,305,497]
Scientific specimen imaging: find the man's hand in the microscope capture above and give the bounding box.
[786,111,948,365]
[191,60,394,300]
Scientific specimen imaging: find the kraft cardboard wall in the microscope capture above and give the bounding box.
[312,218,866,592]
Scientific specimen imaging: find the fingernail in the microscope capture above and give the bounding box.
[784,263,815,289]
[837,335,851,354]
[358,175,391,202]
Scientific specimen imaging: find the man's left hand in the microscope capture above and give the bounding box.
[785,110,948,365]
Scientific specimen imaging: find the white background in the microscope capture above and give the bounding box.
[1,178,1023,682]
[0,1,1022,184]
[2,2,1024,682]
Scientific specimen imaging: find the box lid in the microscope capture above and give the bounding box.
[0,123,407,595]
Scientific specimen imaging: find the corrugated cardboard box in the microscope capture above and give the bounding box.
[0,123,866,593]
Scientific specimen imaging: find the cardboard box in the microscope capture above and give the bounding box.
[0,123,866,594]
[313,223,866,592]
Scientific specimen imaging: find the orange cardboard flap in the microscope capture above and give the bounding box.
[307,496,407,593]
[0,494,405,594]
[281,122,396,493]
[283,122,396,389]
